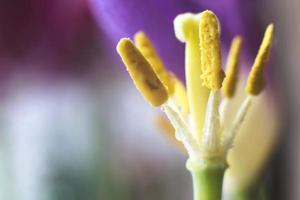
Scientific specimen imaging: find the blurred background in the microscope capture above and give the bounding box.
[0,0,297,199]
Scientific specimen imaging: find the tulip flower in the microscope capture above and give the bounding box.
[91,1,279,199]
[116,10,276,200]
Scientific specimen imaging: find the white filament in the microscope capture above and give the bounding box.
[223,96,252,151]
[219,98,229,125]
[162,102,200,159]
[202,91,222,154]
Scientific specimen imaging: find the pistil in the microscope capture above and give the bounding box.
[174,13,209,142]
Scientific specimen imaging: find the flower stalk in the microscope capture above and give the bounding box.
[187,159,226,200]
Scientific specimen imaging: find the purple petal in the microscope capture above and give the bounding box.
[90,0,202,77]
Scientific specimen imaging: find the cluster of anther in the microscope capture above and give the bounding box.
[116,10,274,162]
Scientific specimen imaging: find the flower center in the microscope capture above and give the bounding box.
[116,10,274,162]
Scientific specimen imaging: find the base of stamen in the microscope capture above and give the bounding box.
[219,98,229,125]
[202,91,222,157]
[223,96,252,152]
[161,102,200,159]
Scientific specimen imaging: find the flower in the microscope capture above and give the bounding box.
[116,9,278,197]
[91,0,280,196]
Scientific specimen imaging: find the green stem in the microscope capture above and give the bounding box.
[187,159,226,200]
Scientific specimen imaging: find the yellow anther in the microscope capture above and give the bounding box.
[116,38,168,107]
[222,36,243,98]
[172,76,189,113]
[199,10,225,91]
[246,24,274,95]
[134,31,175,95]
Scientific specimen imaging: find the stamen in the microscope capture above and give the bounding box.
[134,31,175,94]
[223,97,252,151]
[174,13,209,141]
[219,98,229,125]
[246,24,274,95]
[116,38,168,107]
[162,103,200,159]
[202,91,222,156]
[199,10,225,91]
[222,36,242,98]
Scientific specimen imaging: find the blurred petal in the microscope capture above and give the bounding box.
[223,78,279,190]
[0,0,95,77]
